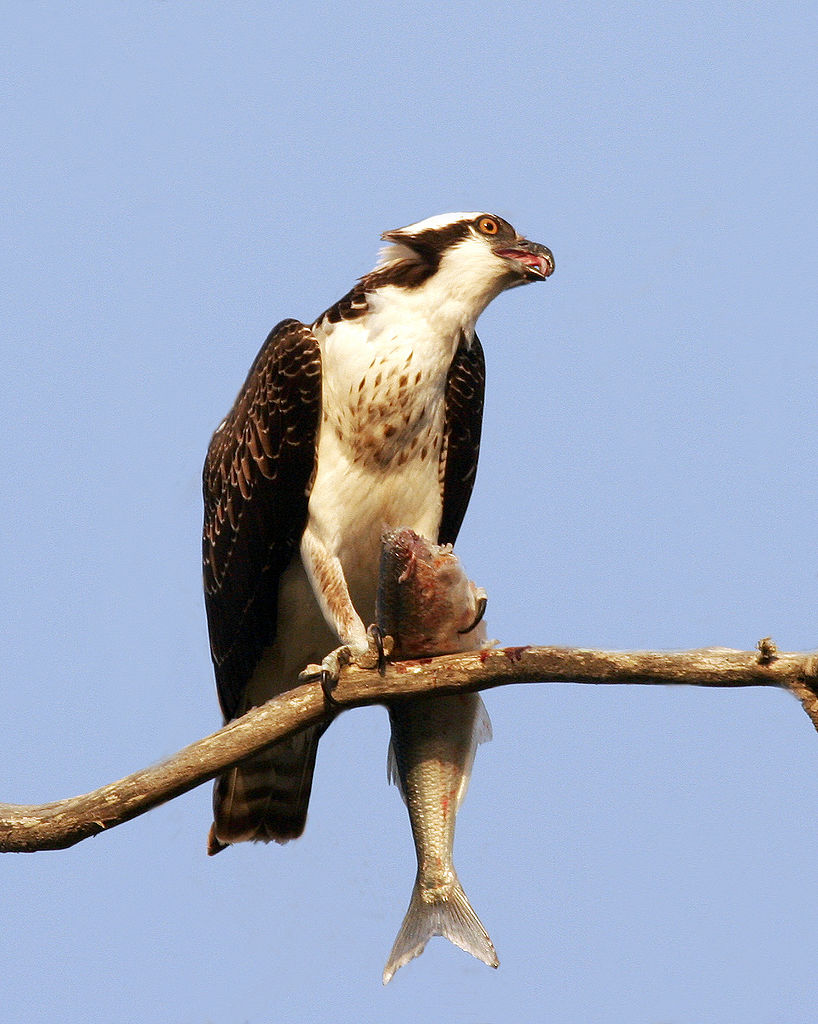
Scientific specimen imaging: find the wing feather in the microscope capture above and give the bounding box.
[438,333,486,546]
[203,318,322,719]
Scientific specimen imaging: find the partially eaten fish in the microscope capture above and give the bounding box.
[377,528,497,984]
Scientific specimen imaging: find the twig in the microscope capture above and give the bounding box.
[2,643,816,854]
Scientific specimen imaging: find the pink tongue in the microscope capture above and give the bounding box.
[496,248,551,275]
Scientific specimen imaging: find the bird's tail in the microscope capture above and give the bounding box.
[382,873,498,984]
[208,724,323,852]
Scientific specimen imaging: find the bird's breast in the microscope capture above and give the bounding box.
[319,317,452,474]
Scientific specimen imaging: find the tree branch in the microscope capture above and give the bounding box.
[2,642,817,854]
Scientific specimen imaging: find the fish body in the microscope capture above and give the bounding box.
[377,528,497,984]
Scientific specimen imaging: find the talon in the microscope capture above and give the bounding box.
[368,623,386,675]
[321,667,341,707]
[458,594,488,634]
[308,645,352,709]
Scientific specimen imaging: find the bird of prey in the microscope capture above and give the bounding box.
[202,212,554,852]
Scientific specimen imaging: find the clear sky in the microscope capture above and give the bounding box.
[2,3,817,1022]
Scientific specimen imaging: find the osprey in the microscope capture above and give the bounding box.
[203,212,554,852]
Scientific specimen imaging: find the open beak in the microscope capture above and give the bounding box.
[493,238,555,281]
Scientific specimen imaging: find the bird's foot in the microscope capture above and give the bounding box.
[298,647,351,707]
[299,625,392,708]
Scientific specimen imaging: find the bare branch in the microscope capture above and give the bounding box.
[2,643,817,854]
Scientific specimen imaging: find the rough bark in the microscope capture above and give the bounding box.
[2,641,817,854]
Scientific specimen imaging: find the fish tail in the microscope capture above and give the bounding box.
[382,875,499,984]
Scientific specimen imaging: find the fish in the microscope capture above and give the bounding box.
[377,527,498,984]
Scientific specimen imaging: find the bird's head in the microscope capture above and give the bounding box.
[379,211,553,287]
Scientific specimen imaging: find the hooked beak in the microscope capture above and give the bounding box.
[493,237,555,282]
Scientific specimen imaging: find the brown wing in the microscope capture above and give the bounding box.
[438,332,486,546]
[203,318,322,720]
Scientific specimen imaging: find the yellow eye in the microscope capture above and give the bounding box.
[477,217,499,236]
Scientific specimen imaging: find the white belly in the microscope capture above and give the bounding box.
[306,315,454,621]
[307,420,444,622]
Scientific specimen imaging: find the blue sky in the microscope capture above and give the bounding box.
[2,3,817,1021]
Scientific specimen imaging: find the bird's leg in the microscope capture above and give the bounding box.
[298,528,387,701]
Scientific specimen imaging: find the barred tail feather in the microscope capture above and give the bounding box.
[208,724,323,852]
[382,875,498,984]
